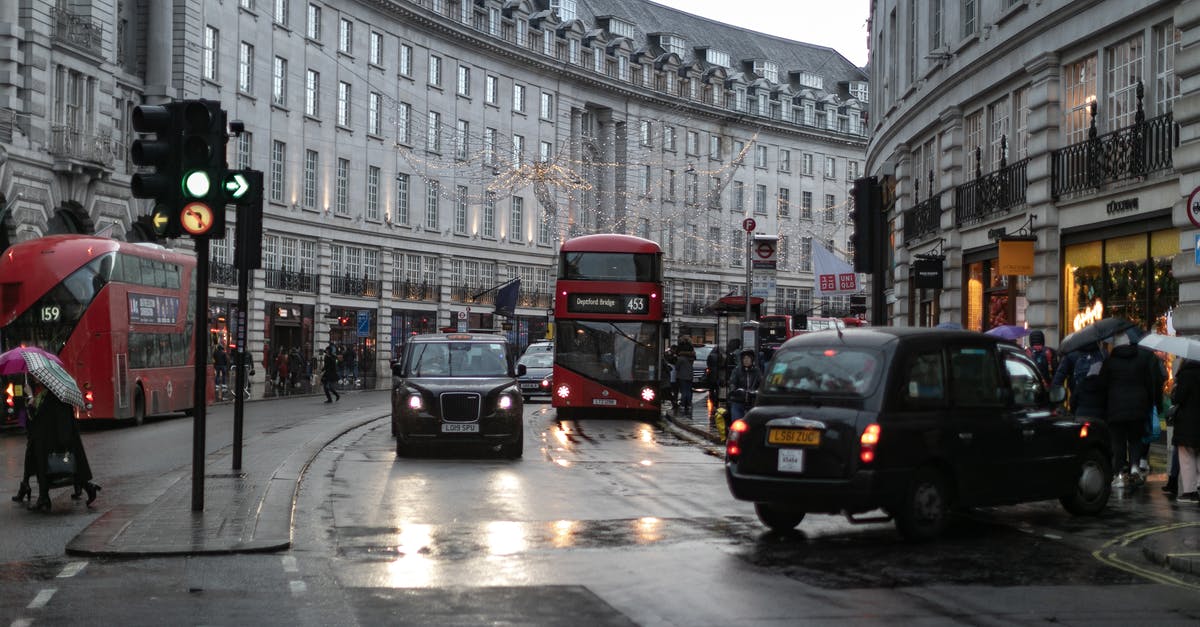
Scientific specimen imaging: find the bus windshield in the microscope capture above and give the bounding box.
[559,252,660,282]
[761,317,791,344]
[1,254,111,353]
[555,321,659,384]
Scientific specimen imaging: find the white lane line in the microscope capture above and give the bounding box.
[281,555,299,573]
[27,588,56,609]
[11,618,34,627]
[57,561,88,578]
[289,580,307,596]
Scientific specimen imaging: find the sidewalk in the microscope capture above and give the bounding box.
[661,392,1200,581]
[66,393,383,557]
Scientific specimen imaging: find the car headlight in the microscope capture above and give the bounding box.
[407,394,423,411]
[498,394,514,411]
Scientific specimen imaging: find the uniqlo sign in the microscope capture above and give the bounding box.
[839,274,857,290]
[819,274,837,291]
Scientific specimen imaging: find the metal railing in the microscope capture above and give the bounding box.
[450,285,496,304]
[955,158,1027,227]
[264,268,317,293]
[331,275,381,298]
[518,290,552,309]
[904,194,942,243]
[48,126,119,167]
[1051,112,1175,198]
[210,262,239,287]
[51,7,103,57]
[391,280,438,301]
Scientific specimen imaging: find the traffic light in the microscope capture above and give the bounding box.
[130,103,182,238]
[178,100,229,238]
[851,176,883,274]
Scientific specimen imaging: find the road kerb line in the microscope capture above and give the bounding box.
[27,588,56,609]
[57,561,88,578]
[282,555,299,573]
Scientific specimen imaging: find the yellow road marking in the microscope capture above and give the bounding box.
[1092,522,1200,590]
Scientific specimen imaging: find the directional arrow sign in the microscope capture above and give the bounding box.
[151,206,173,236]
[224,172,250,200]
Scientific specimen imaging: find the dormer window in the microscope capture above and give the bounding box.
[550,0,577,22]
[609,18,634,39]
[753,61,779,83]
[799,71,823,89]
[660,35,686,57]
[849,81,869,103]
[707,49,730,68]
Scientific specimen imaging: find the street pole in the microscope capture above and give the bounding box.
[232,170,263,472]
[192,237,209,512]
[744,231,752,324]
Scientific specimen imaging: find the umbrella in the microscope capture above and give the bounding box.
[985,325,1029,341]
[1137,333,1200,361]
[1059,317,1136,354]
[21,350,85,407]
[0,346,64,376]
[935,322,963,330]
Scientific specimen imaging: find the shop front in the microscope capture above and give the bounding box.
[502,315,550,353]
[208,300,236,351]
[329,306,379,388]
[1061,212,1178,338]
[961,248,1030,333]
[390,308,439,359]
[265,303,315,387]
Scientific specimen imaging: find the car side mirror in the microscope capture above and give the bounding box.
[516,364,527,377]
[391,361,402,377]
[1049,385,1066,404]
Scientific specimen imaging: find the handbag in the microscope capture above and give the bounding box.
[729,388,747,403]
[46,451,76,477]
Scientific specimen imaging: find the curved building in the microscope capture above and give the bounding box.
[0,0,867,387]
[866,0,1198,342]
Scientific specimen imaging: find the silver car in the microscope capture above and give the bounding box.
[517,352,553,401]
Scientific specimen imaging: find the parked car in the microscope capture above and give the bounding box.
[391,333,525,458]
[523,341,553,357]
[517,352,554,401]
[692,345,713,388]
[725,327,1112,541]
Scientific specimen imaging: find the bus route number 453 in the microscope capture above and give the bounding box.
[625,296,647,314]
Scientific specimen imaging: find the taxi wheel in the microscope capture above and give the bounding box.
[1060,448,1111,515]
[895,468,948,542]
[754,503,805,532]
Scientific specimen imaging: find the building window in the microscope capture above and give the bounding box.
[753,60,779,83]
[964,109,984,172]
[484,127,496,164]
[397,102,411,144]
[455,119,469,160]
[755,145,768,169]
[274,0,289,26]
[426,111,441,152]
[551,0,577,21]
[685,171,699,205]
[987,96,1009,169]
[486,75,498,104]
[428,55,442,86]
[337,81,351,126]
[1063,56,1096,144]
[454,185,468,234]
[238,42,253,92]
[368,92,382,135]
[707,227,721,265]
[272,56,287,106]
[798,71,822,89]
[663,126,676,151]
[540,141,553,162]
[306,3,320,39]
[426,181,440,229]
[639,120,652,146]
[367,166,380,221]
[512,134,525,166]
[802,191,813,219]
[510,197,524,241]
[929,0,943,51]
[457,65,471,97]
[482,192,496,239]
[1154,22,1182,115]
[801,237,812,271]
[731,231,743,267]
[733,181,745,211]
[338,18,352,53]
[685,130,699,156]
[961,0,977,39]
[709,135,722,160]
[513,84,526,112]
[824,194,836,222]
[779,149,791,172]
[370,31,383,66]
[664,169,676,201]
[236,131,252,170]
[540,92,553,119]
[336,158,349,215]
[396,173,410,224]
[755,184,767,215]
[538,206,552,245]
[303,149,318,208]
[203,26,218,81]
[399,44,412,76]
[270,140,285,202]
[778,187,790,217]
[824,156,836,178]
[305,69,319,116]
[850,81,869,103]
[1106,34,1144,131]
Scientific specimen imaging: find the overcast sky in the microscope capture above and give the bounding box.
[647,0,871,67]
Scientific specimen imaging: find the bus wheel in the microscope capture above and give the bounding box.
[133,386,147,426]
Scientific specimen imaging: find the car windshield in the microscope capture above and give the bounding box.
[762,346,881,396]
[695,346,712,362]
[408,342,508,377]
[525,343,553,353]
[519,353,553,368]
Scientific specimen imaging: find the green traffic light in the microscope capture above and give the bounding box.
[182,170,211,198]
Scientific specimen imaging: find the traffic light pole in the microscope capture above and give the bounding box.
[232,247,248,472]
[232,170,263,472]
[192,238,210,512]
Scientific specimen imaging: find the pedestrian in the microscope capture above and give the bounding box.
[213,344,230,398]
[1024,330,1058,383]
[1051,341,1106,415]
[706,346,725,403]
[674,336,697,412]
[321,346,341,403]
[275,348,290,395]
[1098,331,1164,488]
[1168,358,1200,504]
[25,379,100,511]
[663,348,678,409]
[729,349,763,422]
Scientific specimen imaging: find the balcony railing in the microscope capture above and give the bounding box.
[904,194,942,243]
[955,158,1028,227]
[518,290,553,309]
[48,126,119,168]
[680,300,710,316]
[264,268,317,293]
[210,262,239,287]
[51,7,103,57]
[392,280,441,301]
[1052,112,1175,199]
[331,275,381,298]
[450,285,496,304]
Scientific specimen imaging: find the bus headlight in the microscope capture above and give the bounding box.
[640,387,656,402]
[556,384,571,399]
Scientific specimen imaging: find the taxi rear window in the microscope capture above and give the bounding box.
[763,347,881,396]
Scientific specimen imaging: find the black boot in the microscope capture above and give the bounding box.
[12,481,31,502]
[1162,475,1178,496]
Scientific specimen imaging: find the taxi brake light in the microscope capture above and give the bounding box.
[1079,422,1089,439]
[726,419,749,459]
[859,423,881,464]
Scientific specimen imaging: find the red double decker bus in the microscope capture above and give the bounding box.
[0,235,207,423]
[551,234,665,420]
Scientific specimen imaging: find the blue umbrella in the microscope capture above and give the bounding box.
[985,325,1030,341]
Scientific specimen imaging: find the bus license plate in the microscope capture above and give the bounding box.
[441,423,479,433]
[767,428,821,446]
[778,448,805,473]
[592,398,617,406]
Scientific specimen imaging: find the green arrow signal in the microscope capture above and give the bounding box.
[224,173,250,200]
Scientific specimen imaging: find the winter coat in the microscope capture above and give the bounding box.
[28,390,93,491]
[674,341,697,382]
[1098,344,1163,425]
[321,352,339,383]
[1171,360,1200,449]
[729,364,762,398]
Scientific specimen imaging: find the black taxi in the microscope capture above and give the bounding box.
[725,327,1112,541]
[391,333,525,458]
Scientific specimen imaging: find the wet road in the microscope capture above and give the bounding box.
[3,395,1200,624]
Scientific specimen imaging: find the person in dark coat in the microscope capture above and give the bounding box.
[25,381,99,511]
[1098,331,1164,487]
[673,337,697,412]
[1051,342,1105,415]
[705,347,725,402]
[321,346,341,403]
[1170,359,1200,503]
[728,349,763,421]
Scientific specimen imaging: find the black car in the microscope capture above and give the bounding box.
[517,352,554,401]
[725,327,1112,541]
[391,333,525,458]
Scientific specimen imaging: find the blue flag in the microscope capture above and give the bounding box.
[494,278,520,317]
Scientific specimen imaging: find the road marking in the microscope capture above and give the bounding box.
[1093,523,1200,590]
[281,556,299,573]
[11,618,33,627]
[57,561,87,578]
[289,580,307,596]
[27,588,56,609]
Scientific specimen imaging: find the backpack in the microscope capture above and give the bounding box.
[1070,352,1096,393]
[1026,346,1055,382]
